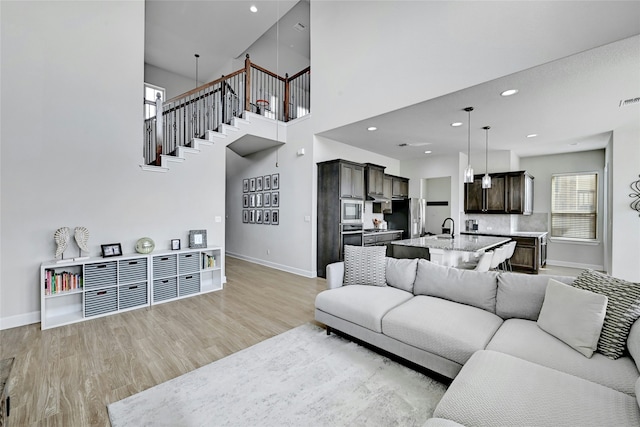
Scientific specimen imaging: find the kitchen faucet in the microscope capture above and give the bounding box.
[441,217,455,239]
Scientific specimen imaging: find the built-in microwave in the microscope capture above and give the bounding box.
[341,199,364,223]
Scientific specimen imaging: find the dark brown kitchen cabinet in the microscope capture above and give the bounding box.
[390,175,409,199]
[464,171,533,214]
[340,162,364,199]
[510,236,538,273]
[365,164,385,199]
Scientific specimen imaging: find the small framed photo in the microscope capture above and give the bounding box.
[256,209,263,224]
[271,209,279,225]
[271,191,279,207]
[250,210,256,223]
[256,176,263,191]
[249,178,256,192]
[264,192,271,207]
[171,239,181,250]
[250,193,256,208]
[243,210,249,223]
[264,175,271,190]
[263,209,271,224]
[101,243,122,258]
[243,179,249,193]
[271,173,279,190]
[256,193,263,207]
[243,194,249,208]
[189,229,207,248]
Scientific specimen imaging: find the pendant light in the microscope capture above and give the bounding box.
[482,126,492,189]
[463,107,474,183]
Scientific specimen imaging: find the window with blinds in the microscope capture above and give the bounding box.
[551,173,597,240]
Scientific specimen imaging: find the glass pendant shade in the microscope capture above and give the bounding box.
[463,107,474,184]
[464,165,475,183]
[482,173,492,189]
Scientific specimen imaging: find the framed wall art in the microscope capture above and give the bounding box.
[264,192,271,207]
[101,243,122,258]
[271,210,279,225]
[243,179,249,193]
[271,173,279,190]
[256,176,263,191]
[249,178,256,192]
[256,209,263,224]
[243,210,249,223]
[264,210,271,224]
[264,175,271,190]
[189,229,207,248]
[171,239,181,250]
[271,192,279,207]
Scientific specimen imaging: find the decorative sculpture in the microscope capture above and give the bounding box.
[54,227,71,259]
[135,237,155,254]
[631,175,640,217]
[74,226,90,258]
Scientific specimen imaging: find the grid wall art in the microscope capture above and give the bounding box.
[242,173,279,225]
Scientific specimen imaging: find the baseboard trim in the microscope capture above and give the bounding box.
[1,310,40,330]
[546,259,604,271]
[226,252,316,278]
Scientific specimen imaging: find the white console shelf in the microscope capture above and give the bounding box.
[40,246,224,330]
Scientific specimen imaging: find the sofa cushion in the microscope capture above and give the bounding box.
[382,295,503,365]
[537,279,608,358]
[315,285,412,333]
[386,257,418,293]
[572,269,640,359]
[343,245,387,287]
[413,259,498,313]
[627,319,640,372]
[486,318,639,395]
[433,350,640,427]
[495,272,574,320]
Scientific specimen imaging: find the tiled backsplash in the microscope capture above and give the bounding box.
[363,202,385,229]
[464,212,548,234]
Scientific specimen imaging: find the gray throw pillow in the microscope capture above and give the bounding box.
[343,245,387,287]
[386,258,418,293]
[537,279,608,358]
[572,269,640,359]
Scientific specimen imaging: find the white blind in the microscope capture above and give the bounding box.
[551,173,597,240]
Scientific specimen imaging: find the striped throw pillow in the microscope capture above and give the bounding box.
[572,269,640,359]
[343,245,387,287]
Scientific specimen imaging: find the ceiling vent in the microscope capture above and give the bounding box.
[398,142,431,147]
[619,97,640,107]
[293,22,306,32]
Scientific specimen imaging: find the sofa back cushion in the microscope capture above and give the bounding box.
[344,245,386,287]
[413,259,499,313]
[496,273,574,320]
[627,318,640,372]
[386,257,418,293]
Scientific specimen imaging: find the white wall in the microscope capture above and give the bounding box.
[610,122,640,281]
[520,150,605,270]
[0,1,226,329]
[313,136,400,175]
[310,1,640,135]
[144,63,202,100]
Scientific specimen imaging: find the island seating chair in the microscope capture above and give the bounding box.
[501,241,517,271]
[489,246,507,271]
[454,250,494,272]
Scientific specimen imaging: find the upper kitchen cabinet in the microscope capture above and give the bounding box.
[364,163,385,199]
[339,161,365,199]
[389,175,409,199]
[465,171,533,214]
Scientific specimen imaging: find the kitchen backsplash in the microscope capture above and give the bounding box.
[464,212,548,234]
[364,202,385,229]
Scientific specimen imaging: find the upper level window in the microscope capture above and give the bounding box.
[551,172,598,240]
[144,83,165,120]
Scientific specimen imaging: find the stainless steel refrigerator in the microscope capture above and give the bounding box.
[384,198,426,238]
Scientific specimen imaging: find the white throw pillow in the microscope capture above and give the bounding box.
[343,245,386,287]
[537,279,608,358]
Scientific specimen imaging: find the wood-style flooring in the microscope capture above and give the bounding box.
[0,256,327,426]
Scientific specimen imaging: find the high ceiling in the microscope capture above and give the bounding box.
[319,34,640,160]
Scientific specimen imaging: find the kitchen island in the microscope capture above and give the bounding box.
[390,234,511,266]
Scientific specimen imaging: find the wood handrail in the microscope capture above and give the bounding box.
[288,66,310,81]
[164,68,244,104]
[250,63,286,82]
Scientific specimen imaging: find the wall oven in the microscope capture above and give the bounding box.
[340,223,363,259]
[341,199,364,223]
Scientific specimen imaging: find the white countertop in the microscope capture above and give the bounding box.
[462,231,548,238]
[391,234,511,253]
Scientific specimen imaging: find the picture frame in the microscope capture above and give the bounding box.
[263,209,271,224]
[271,191,279,207]
[264,192,271,207]
[256,176,263,191]
[271,173,280,190]
[243,210,249,223]
[256,193,263,207]
[249,178,256,192]
[264,175,271,190]
[250,210,256,224]
[243,194,249,208]
[171,239,181,250]
[101,243,122,258]
[256,209,263,224]
[243,179,249,193]
[189,229,207,248]
[271,209,279,225]
[250,193,256,208]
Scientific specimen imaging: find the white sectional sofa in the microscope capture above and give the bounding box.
[315,255,640,426]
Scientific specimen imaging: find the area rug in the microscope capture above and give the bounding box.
[107,323,447,427]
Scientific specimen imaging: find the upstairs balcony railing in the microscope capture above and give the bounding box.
[144,55,310,166]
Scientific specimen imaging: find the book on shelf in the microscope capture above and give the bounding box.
[44,270,83,295]
[201,253,216,269]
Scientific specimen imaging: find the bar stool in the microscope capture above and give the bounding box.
[490,246,507,271]
[502,241,517,271]
[456,250,494,272]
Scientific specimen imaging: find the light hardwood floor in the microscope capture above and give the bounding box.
[0,257,327,426]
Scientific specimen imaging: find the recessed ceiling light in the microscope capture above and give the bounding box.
[501,89,519,97]
[250,5,258,13]
[451,122,463,127]
[424,150,432,154]
[526,134,538,138]
[367,126,377,131]
[569,142,580,146]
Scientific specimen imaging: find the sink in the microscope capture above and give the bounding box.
[425,234,453,240]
